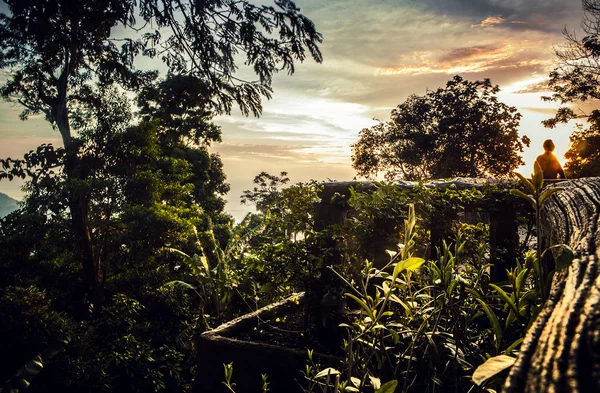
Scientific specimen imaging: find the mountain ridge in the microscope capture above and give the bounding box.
[0,192,19,218]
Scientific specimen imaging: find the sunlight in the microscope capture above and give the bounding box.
[503,75,549,94]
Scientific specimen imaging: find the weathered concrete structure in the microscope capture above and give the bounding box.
[504,178,600,393]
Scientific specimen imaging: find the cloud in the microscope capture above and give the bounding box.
[471,15,507,28]
[512,81,552,94]
[520,107,559,116]
[375,40,550,76]
[418,0,583,33]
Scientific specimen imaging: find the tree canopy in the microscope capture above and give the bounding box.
[542,0,600,177]
[352,75,530,181]
[0,0,323,305]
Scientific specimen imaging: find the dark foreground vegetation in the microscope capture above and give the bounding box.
[2,0,600,392]
[0,168,569,393]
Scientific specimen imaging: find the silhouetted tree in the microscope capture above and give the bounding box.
[564,113,600,177]
[352,75,529,180]
[542,0,600,177]
[0,0,322,305]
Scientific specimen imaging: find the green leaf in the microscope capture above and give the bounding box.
[389,328,399,344]
[466,287,482,300]
[490,284,518,317]
[389,294,412,315]
[397,257,426,273]
[505,337,524,354]
[374,380,398,393]
[345,293,375,320]
[476,298,502,352]
[539,187,563,205]
[555,245,574,272]
[510,189,536,209]
[513,172,535,194]
[163,281,201,298]
[472,355,516,386]
[515,268,529,298]
[505,309,517,330]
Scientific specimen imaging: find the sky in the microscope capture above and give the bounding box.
[0,0,589,221]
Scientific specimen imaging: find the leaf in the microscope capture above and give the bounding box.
[490,284,518,317]
[539,187,563,205]
[476,298,502,352]
[24,355,43,375]
[345,293,375,320]
[314,367,340,378]
[472,355,516,386]
[369,375,381,390]
[374,380,398,393]
[162,281,201,298]
[505,337,524,354]
[532,161,544,191]
[389,294,412,314]
[505,309,517,330]
[510,189,536,209]
[389,328,399,344]
[397,257,426,274]
[513,172,535,194]
[11,377,30,389]
[465,287,482,300]
[555,245,574,272]
[515,268,529,297]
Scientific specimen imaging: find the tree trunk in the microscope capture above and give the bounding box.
[503,178,600,393]
[56,83,104,306]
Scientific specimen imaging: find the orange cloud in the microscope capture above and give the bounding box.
[471,15,506,28]
[375,40,550,76]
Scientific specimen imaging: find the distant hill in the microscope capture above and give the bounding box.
[0,193,19,218]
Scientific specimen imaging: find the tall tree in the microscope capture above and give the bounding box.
[352,75,529,180]
[542,0,600,177]
[0,0,322,305]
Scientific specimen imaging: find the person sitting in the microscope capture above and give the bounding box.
[535,139,565,179]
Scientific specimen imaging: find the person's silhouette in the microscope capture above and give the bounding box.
[535,139,565,179]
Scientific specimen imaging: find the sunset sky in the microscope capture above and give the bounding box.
[0,0,588,221]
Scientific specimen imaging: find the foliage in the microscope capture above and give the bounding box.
[541,0,600,176]
[0,0,322,306]
[340,182,490,266]
[341,183,423,263]
[0,0,323,120]
[564,113,600,177]
[233,174,323,304]
[305,203,543,393]
[352,75,530,180]
[241,171,291,215]
[511,161,564,299]
[161,232,234,328]
[0,79,236,393]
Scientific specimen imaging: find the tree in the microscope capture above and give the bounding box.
[542,0,600,177]
[241,171,291,215]
[0,0,322,305]
[352,75,530,180]
[564,113,600,177]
